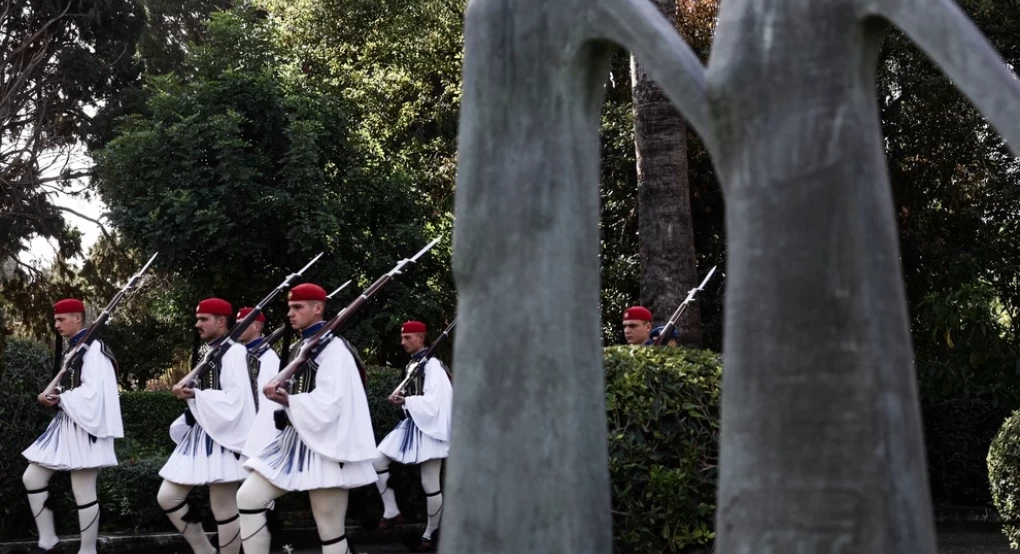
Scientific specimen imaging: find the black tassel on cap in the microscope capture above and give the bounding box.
[280,320,293,361]
[190,325,200,367]
[52,330,63,378]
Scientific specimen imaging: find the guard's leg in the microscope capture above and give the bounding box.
[372,452,402,525]
[23,464,58,550]
[236,472,286,554]
[309,487,353,554]
[420,459,444,543]
[208,482,241,554]
[156,480,215,554]
[70,469,100,554]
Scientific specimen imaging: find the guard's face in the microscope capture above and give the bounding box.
[54,313,83,338]
[195,313,226,341]
[239,321,262,343]
[288,301,323,331]
[401,332,426,353]
[623,319,651,345]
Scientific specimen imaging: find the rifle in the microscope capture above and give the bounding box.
[653,265,718,346]
[267,238,441,395]
[262,280,352,347]
[42,252,159,399]
[390,318,457,398]
[177,252,324,389]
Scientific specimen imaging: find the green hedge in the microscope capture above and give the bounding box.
[989,409,1020,546]
[605,346,720,553]
[1,340,723,554]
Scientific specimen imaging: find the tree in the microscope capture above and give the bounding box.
[0,0,145,273]
[630,0,703,347]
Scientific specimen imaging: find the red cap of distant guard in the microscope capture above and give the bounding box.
[623,306,652,322]
[196,298,233,316]
[237,307,265,322]
[288,283,327,302]
[402,321,427,334]
[54,298,86,314]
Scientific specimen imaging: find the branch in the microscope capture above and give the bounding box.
[57,206,117,245]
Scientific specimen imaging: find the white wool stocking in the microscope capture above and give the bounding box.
[70,469,100,554]
[420,459,444,540]
[237,472,285,554]
[310,487,351,554]
[23,463,58,550]
[372,453,400,519]
[156,480,215,554]
[209,482,241,554]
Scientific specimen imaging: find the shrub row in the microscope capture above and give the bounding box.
[1,338,723,552]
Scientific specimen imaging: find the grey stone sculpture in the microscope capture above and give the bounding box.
[444,0,1020,552]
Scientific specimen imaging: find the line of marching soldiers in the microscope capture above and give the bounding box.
[21,283,451,554]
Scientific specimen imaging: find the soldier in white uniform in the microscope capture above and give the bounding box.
[22,298,124,554]
[157,297,257,554]
[373,320,453,552]
[237,283,377,554]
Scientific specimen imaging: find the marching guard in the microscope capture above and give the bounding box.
[22,299,124,554]
[157,298,256,554]
[373,320,453,552]
[237,306,283,458]
[237,283,377,554]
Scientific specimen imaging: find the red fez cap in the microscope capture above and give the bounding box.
[237,307,265,322]
[288,283,327,302]
[401,321,427,334]
[623,306,653,322]
[54,298,86,314]
[196,297,233,316]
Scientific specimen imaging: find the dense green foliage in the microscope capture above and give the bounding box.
[604,346,720,553]
[989,409,1020,546]
[91,5,453,367]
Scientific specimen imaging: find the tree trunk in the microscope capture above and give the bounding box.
[631,0,703,347]
[446,0,1020,552]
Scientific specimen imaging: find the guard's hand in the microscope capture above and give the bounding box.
[172,384,195,400]
[267,387,289,407]
[38,393,60,407]
[263,380,281,399]
[387,394,405,406]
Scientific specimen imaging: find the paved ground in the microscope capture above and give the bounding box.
[1,522,1014,553]
[937,522,1011,554]
[281,523,1016,553]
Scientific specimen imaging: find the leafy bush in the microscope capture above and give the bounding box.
[0,338,68,538]
[989,409,1020,546]
[118,390,185,458]
[604,346,721,553]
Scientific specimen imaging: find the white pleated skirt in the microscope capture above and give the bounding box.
[377,417,449,465]
[159,422,249,485]
[245,426,376,491]
[22,411,118,471]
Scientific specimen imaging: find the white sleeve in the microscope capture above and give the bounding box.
[403,358,453,442]
[59,341,124,439]
[190,342,257,452]
[286,339,377,462]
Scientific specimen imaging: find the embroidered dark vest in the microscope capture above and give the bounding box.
[245,341,273,410]
[286,335,368,394]
[197,343,224,391]
[58,340,118,392]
